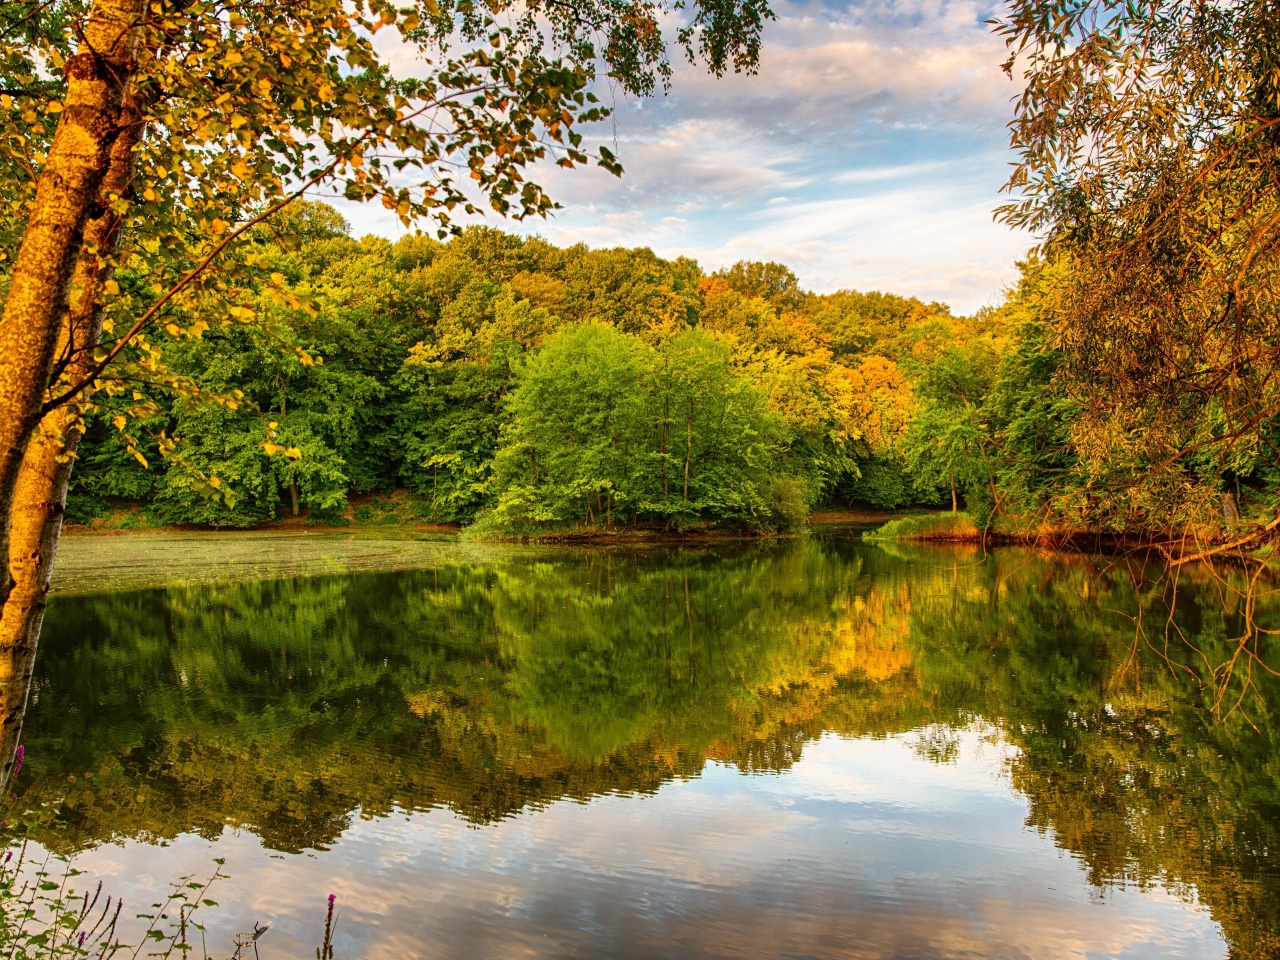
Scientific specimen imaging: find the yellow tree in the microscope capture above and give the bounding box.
[994,0,1280,544]
[0,0,774,784]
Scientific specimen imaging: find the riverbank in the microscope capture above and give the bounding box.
[860,511,1273,565]
[50,512,884,595]
[65,498,892,543]
[862,511,1145,550]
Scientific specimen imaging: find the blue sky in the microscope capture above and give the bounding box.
[348,0,1030,314]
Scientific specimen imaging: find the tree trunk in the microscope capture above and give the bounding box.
[950,473,957,516]
[0,74,147,788]
[0,0,144,608]
[661,399,669,500]
[290,483,300,517]
[683,412,692,502]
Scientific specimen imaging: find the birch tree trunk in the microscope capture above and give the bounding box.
[0,53,147,787]
[0,0,143,609]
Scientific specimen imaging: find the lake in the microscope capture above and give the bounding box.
[21,525,1280,958]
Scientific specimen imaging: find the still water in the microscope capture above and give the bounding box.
[24,527,1280,958]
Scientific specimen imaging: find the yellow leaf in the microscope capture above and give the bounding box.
[211,218,229,235]
[208,476,222,489]
[284,447,302,459]
[133,450,149,467]
[103,278,120,296]
[112,416,127,430]
[268,421,278,430]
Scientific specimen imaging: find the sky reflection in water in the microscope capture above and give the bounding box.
[26,530,1274,958]
[62,732,1223,960]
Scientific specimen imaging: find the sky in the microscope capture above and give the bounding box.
[342,0,1032,315]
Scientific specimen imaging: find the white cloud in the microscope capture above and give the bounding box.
[336,0,1032,312]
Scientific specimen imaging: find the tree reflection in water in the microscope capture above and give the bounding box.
[22,534,1280,958]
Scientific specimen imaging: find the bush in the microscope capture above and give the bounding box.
[351,491,434,526]
[841,458,913,510]
[766,476,810,530]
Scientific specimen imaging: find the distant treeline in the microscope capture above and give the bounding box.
[71,201,1003,532]
[78,201,1244,538]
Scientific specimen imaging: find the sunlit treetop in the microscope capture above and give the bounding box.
[0,0,774,241]
[994,0,1280,231]
[0,0,774,483]
[992,1,1280,534]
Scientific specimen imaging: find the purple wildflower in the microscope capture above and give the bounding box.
[4,851,10,862]
[12,745,23,780]
[328,894,336,907]
[78,931,86,948]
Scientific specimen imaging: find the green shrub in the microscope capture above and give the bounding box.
[766,476,810,530]
[841,458,913,510]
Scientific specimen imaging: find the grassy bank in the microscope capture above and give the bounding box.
[860,511,1213,560]
[862,513,982,542]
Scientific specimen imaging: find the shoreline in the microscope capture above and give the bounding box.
[864,513,1272,565]
[62,508,894,544]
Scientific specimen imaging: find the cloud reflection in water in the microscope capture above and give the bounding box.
[60,730,1224,959]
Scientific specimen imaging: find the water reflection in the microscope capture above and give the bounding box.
[24,534,1280,957]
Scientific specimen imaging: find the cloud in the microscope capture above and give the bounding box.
[338,0,1032,312]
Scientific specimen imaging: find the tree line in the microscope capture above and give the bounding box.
[67,204,985,532]
[71,203,1267,542]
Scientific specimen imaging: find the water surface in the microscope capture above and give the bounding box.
[24,528,1280,958]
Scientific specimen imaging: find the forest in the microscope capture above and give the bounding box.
[63,200,1042,536]
[69,197,1264,544]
